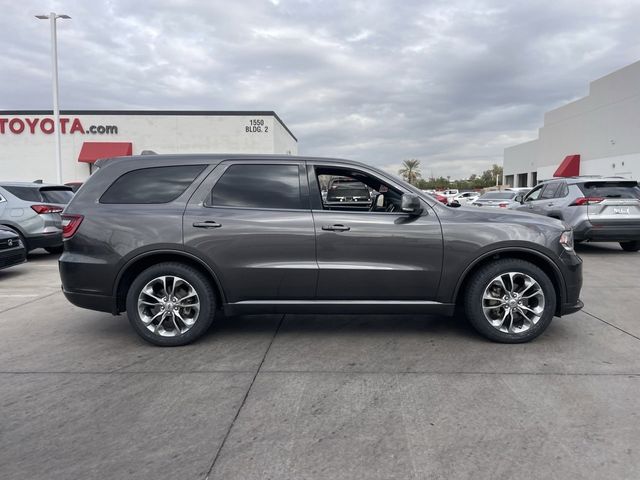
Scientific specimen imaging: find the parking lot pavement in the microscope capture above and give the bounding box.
[1,245,639,480]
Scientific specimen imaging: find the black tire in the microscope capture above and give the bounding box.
[126,262,216,346]
[620,241,640,252]
[464,258,556,343]
[45,245,64,254]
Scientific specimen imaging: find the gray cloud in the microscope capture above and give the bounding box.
[1,0,639,178]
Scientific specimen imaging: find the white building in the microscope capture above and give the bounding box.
[0,110,297,183]
[503,60,640,187]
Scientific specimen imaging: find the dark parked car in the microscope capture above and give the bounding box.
[60,155,583,346]
[0,226,26,271]
[512,177,640,251]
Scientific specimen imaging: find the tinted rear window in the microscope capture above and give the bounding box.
[2,186,42,202]
[480,192,516,200]
[100,165,205,204]
[209,164,302,209]
[40,188,74,204]
[578,181,640,199]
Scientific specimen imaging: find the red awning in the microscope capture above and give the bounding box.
[553,154,580,177]
[78,142,132,163]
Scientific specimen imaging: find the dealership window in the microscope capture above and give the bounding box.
[208,164,303,210]
[531,172,538,186]
[504,175,514,187]
[517,173,528,188]
[100,165,205,204]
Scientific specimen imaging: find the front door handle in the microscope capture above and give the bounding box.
[322,224,350,232]
[547,203,554,207]
[193,221,222,229]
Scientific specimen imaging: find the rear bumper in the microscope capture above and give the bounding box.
[25,232,63,250]
[62,288,116,314]
[0,247,27,270]
[573,220,640,242]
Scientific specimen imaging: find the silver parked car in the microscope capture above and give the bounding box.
[0,182,74,253]
[512,176,640,251]
[472,191,520,209]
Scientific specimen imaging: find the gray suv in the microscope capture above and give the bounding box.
[512,177,640,251]
[59,155,583,346]
[0,182,74,253]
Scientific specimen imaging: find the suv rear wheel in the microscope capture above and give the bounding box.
[464,259,556,343]
[125,262,216,346]
[620,241,640,252]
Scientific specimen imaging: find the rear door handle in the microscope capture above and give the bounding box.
[547,203,554,207]
[322,224,350,232]
[193,221,222,228]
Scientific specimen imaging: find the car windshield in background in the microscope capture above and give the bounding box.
[40,188,74,204]
[480,192,516,200]
[578,181,640,199]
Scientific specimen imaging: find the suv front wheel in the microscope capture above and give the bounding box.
[464,259,556,343]
[126,262,216,346]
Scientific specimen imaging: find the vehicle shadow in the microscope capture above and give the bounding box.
[214,311,479,340]
[575,242,630,255]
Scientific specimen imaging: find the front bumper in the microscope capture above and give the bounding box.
[557,250,583,316]
[0,246,27,270]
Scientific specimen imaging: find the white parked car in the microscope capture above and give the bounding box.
[472,191,521,209]
[437,189,459,203]
[451,191,480,206]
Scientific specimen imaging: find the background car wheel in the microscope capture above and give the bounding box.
[620,241,640,252]
[126,262,216,346]
[464,259,556,343]
[45,245,64,254]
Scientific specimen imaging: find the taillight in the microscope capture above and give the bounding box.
[499,203,509,208]
[570,197,604,206]
[31,204,63,214]
[61,214,84,239]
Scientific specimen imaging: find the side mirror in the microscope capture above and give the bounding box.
[515,194,523,204]
[401,193,422,215]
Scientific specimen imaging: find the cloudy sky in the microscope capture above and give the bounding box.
[1,0,639,178]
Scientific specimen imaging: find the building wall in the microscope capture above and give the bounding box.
[504,60,640,184]
[0,111,297,183]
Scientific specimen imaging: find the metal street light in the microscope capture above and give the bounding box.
[35,12,71,184]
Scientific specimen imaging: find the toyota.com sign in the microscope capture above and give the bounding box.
[0,116,118,135]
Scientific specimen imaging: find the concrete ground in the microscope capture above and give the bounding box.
[1,243,639,480]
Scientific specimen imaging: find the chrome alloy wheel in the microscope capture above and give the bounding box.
[481,272,545,334]
[137,276,200,337]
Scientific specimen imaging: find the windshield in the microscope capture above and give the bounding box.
[480,192,516,200]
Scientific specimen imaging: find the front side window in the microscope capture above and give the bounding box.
[541,183,561,199]
[524,185,543,201]
[208,164,303,209]
[315,167,403,213]
[100,165,205,204]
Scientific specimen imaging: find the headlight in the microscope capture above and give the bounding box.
[559,230,574,252]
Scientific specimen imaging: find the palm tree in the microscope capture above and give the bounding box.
[399,159,421,185]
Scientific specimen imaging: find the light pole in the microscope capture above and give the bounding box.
[36,12,71,184]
